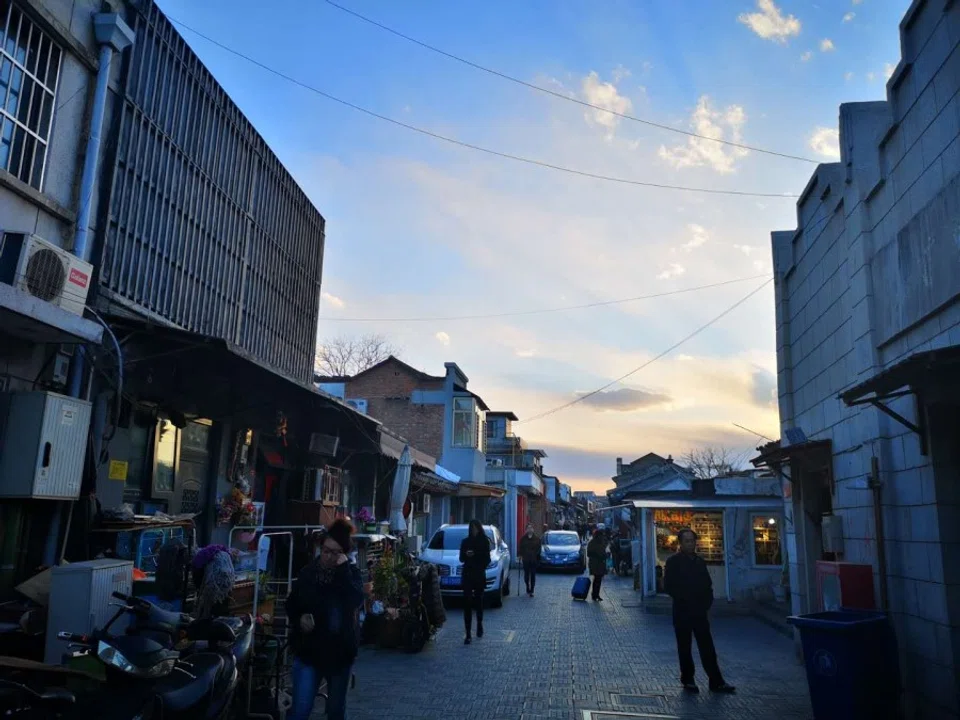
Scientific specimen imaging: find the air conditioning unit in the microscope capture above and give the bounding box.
[416,492,431,515]
[487,458,504,467]
[344,398,367,414]
[0,233,92,316]
[308,432,340,457]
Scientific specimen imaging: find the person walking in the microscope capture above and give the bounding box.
[518,523,542,597]
[663,528,736,695]
[460,519,491,644]
[586,527,608,602]
[286,519,364,720]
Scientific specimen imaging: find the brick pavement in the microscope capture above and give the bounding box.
[323,572,813,719]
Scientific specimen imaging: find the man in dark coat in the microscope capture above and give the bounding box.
[663,528,736,694]
[518,523,542,597]
[586,528,608,602]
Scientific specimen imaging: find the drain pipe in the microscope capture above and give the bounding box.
[869,456,889,611]
[44,13,135,567]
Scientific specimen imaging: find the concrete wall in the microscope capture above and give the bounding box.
[724,506,784,602]
[771,1,960,715]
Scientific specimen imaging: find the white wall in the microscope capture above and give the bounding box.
[772,1,960,715]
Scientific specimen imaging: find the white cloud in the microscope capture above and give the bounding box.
[821,39,835,52]
[809,127,841,159]
[844,71,854,81]
[657,263,686,280]
[867,71,876,82]
[682,223,710,251]
[738,0,801,43]
[321,291,345,309]
[800,51,813,62]
[884,62,896,79]
[581,71,634,138]
[733,244,755,255]
[843,12,855,22]
[515,349,536,358]
[435,331,450,346]
[677,354,695,362]
[658,96,749,174]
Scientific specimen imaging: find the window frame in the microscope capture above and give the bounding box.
[0,1,62,191]
[451,396,477,448]
[750,512,783,567]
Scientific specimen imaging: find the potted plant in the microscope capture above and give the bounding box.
[355,507,376,533]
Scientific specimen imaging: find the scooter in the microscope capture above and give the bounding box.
[54,591,243,719]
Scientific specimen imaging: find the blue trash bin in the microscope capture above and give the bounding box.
[787,609,901,720]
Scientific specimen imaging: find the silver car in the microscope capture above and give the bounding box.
[419,524,512,608]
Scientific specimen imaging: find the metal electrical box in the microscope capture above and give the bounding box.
[0,391,92,499]
[44,559,133,665]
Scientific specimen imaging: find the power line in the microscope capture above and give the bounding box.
[322,0,819,165]
[324,273,772,322]
[518,278,773,424]
[167,16,800,199]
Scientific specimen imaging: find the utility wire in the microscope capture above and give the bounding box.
[322,0,819,165]
[325,273,772,322]
[518,278,773,424]
[167,16,799,199]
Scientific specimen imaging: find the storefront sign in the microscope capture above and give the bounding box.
[108,460,129,481]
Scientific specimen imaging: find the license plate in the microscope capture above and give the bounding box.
[440,577,459,587]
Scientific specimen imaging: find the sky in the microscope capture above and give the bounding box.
[156,0,909,493]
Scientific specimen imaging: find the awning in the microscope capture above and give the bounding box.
[629,496,782,510]
[378,430,436,471]
[457,482,506,498]
[0,282,103,344]
[411,470,458,495]
[751,438,832,468]
[840,345,960,405]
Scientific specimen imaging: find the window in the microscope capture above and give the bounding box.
[752,514,782,566]
[151,419,179,499]
[0,1,61,190]
[321,466,343,505]
[452,396,477,448]
[427,526,494,550]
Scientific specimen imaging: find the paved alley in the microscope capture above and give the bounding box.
[336,572,813,720]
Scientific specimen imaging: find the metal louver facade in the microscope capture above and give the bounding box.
[97,1,324,383]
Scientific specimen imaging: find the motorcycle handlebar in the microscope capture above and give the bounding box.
[111,591,132,602]
[56,631,90,644]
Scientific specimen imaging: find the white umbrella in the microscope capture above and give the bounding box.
[389,445,413,534]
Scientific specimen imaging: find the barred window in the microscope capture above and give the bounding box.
[0,0,61,190]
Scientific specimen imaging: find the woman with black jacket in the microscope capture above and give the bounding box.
[460,519,491,645]
[286,519,364,720]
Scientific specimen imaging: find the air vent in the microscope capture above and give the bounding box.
[308,432,340,457]
[25,248,67,301]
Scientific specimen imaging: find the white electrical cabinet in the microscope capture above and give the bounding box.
[44,559,133,665]
[0,390,92,499]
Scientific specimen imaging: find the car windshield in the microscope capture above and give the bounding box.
[544,533,579,546]
[428,527,495,550]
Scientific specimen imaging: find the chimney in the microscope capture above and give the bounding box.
[666,455,673,463]
[616,458,623,476]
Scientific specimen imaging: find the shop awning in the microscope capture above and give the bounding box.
[750,438,832,469]
[411,470,458,495]
[629,496,781,510]
[0,282,103,344]
[457,482,505,498]
[378,429,436,471]
[840,345,960,405]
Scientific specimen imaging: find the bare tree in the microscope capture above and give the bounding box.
[681,446,749,479]
[314,334,399,377]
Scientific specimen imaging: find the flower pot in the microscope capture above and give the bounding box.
[238,531,257,543]
[364,523,377,533]
[378,617,403,649]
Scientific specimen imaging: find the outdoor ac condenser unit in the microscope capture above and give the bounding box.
[308,432,340,457]
[0,232,93,316]
[344,398,367,414]
[0,391,92,500]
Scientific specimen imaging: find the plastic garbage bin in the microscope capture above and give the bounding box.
[787,609,901,720]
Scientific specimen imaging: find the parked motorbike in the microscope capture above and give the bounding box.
[51,590,245,719]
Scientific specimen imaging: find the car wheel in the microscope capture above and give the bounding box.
[490,578,504,608]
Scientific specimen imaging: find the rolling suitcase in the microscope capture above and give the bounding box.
[571,575,591,600]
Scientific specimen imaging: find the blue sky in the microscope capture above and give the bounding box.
[156,0,909,491]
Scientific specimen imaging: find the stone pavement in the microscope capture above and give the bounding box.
[329,572,813,719]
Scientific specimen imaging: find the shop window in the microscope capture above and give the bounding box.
[654,510,725,564]
[151,419,178,498]
[0,1,62,190]
[752,514,782,566]
[452,397,477,448]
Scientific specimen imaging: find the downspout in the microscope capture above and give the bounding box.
[44,13,135,567]
[869,456,889,611]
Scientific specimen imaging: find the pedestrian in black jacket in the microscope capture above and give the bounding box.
[663,528,736,694]
[460,519,491,644]
[518,524,542,597]
[286,519,364,720]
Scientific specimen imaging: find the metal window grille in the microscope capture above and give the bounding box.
[98,2,324,383]
[0,0,61,190]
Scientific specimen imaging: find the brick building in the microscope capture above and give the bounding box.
[755,1,960,715]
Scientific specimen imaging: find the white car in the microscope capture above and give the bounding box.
[419,524,512,608]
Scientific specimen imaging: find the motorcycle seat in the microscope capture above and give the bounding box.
[154,652,223,713]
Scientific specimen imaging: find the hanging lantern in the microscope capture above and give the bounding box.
[403,497,412,519]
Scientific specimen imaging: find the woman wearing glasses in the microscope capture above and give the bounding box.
[286,519,364,720]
